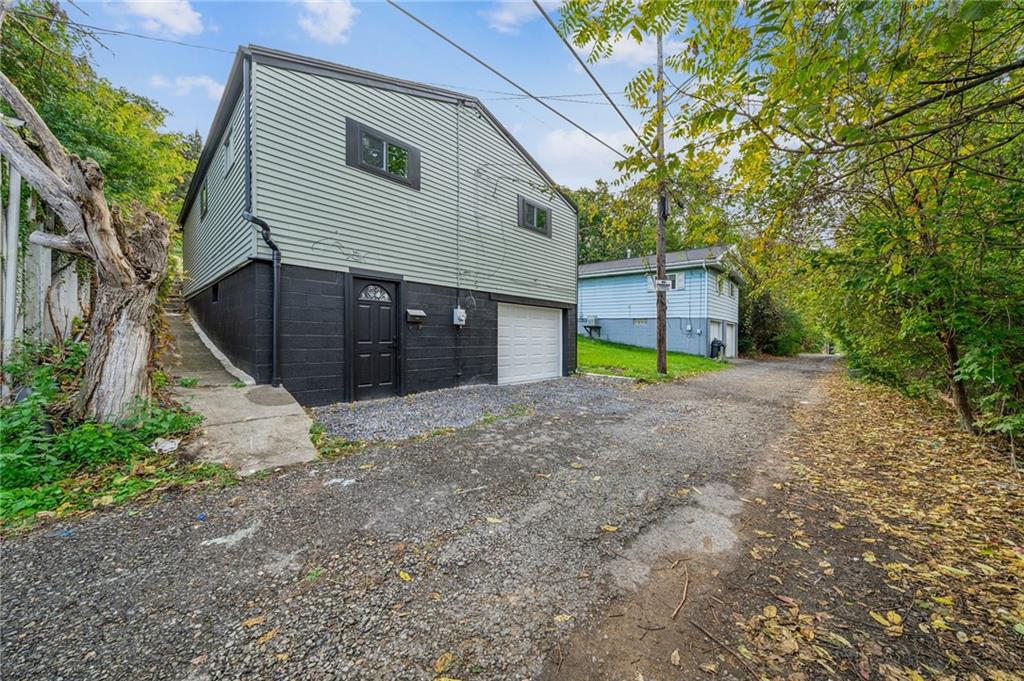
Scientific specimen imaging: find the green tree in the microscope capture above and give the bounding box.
[561,0,1024,437]
[1,1,196,420]
[2,0,192,218]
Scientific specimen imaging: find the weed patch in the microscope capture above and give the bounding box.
[1,341,228,528]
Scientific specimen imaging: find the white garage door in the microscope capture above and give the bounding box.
[725,323,737,358]
[497,303,562,385]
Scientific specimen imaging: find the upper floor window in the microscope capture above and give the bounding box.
[729,281,736,297]
[200,182,208,219]
[222,128,234,177]
[518,196,551,236]
[646,272,679,291]
[345,118,421,190]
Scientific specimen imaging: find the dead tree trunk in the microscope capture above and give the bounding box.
[0,71,169,421]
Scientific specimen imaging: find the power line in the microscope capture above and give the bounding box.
[11,9,234,54]
[385,0,627,161]
[531,0,653,159]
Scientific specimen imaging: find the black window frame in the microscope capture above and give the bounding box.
[345,118,421,190]
[517,195,552,236]
[200,182,208,220]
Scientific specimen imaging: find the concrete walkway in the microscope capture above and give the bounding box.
[166,313,317,476]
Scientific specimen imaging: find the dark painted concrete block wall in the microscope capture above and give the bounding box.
[190,261,577,406]
[563,306,578,375]
[271,264,346,406]
[188,261,347,406]
[403,283,499,393]
[187,264,261,379]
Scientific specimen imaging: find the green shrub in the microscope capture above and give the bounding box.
[0,341,204,523]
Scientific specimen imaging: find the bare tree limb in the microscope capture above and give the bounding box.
[27,230,94,258]
[0,70,72,179]
[0,123,84,232]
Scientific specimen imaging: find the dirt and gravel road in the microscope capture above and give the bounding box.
[1,356,835,680]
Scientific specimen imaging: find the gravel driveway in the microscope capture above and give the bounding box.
[313,375,633,442]
[1,356,834,681]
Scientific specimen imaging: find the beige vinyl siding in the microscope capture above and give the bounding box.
[182,95,254,297]
[250,63,576,304]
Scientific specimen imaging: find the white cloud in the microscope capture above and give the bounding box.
[294,0,358,44]
[482,0,560,34]
[150,74,224,101]
[483,0,536,34]
[532,128,634,189]
[119,0,203,37]
[587,36,686,67]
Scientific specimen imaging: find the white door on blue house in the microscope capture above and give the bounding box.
[710,320,722,343]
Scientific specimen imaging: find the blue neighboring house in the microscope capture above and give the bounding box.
[577,246,741,358]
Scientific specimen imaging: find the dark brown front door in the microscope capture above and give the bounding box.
[352,279,398,400]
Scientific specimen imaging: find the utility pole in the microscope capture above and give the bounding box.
[655,32,668,375]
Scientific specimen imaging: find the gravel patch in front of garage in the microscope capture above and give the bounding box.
[313,375,635,442]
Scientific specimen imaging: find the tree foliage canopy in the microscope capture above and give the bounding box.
[561,0,1024,437]
[1,0,194,218]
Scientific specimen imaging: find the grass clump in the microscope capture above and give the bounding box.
[577,336,726,382]
[308,422,365,458]
[1,340,228,528]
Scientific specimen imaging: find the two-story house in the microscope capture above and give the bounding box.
[577,246,741,358]
[179,46,578,405]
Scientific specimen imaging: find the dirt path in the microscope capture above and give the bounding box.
[1,356,835,680]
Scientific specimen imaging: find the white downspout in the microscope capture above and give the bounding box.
[701,262,708,356]
[2,160,22,394]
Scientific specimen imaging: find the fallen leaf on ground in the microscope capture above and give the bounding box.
[243,616,265,628]
[256,629,278,645]
[398,571,412,582]
[434,651,455,674]
[600,524,619,532]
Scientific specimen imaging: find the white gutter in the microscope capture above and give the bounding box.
[579,259,719,279]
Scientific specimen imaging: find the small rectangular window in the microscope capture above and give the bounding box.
[518,196,551,236]
[211,282,219,303]
[647,273,678,291]
[200,183,208,219]
[345,118,421,189]
[222,129,234,177]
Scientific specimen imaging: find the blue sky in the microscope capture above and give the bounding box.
[72,0,667,188]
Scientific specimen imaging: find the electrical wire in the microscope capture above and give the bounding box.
[530,0,653,159]
[10,8,235,54]
[385,0,627,161]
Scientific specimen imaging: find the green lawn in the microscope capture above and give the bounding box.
[576,336,726,382]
